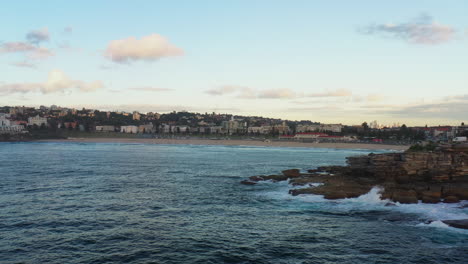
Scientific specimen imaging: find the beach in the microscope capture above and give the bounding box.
[37,137,410,151]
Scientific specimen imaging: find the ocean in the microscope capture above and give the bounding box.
[0,142,467,264]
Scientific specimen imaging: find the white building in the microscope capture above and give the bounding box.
[120,125,138,134]
[296,124,320,133]
[139,124,154,133]
[95,125,115,132]
[28,115,48,127]
[320,124,343,133]
[0,114,24,134]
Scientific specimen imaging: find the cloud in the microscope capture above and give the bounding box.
[258,88,296,99]
[307,88,352,97]
[0,70,104,95]
[369,95,468,121]
[105,34,183,63]
[0,41,54,59]
[26,28,50,44]
[206,86,353,100]
[361,14,456,44]
[63,26,73,34]
[128,87,174,92]
[205,85,248,96]
[10,61,36,68]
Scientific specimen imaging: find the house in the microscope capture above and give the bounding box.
[120,125,138,134]
[95,125,115,132]
[133,111,141,120]
[320,124,343,133]
[0,114,25,134]
[64,122,78,129]
[138,124,154,133]
[28,115,48,127]
[273,122,290,135]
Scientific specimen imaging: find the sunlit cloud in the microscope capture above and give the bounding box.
[360,14,456,44]
[128,87,174,92]
[0,70,104,95]
[206,86,353,100]
[307,88,352,97]
[0,41,54,60]
[105,34,184,63]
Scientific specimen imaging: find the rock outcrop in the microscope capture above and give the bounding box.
[241,146,468,204]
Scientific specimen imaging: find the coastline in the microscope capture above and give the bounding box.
[35,138,410,151]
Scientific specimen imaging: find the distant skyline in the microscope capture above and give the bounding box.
[1,1,467,126]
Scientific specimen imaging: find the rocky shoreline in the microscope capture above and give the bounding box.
[241,144,468,229]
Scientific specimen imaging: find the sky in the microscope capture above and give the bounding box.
[1,0,467,126]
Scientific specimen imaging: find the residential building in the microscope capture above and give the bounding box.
[138,124,154,133]
[133,111,141,121]
[120,125,138,134]
[28,115,48,127]
[95,125,115,132]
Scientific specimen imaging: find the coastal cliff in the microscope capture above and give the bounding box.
[242,144,468,204]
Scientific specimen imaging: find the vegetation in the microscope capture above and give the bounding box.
[407,141,438,152]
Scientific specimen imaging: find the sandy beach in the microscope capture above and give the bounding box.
[37,138,410,151]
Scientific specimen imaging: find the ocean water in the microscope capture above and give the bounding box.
[0,142,467,264]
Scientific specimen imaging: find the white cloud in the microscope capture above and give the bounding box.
[105,34,183,63]
[0,70,104,95]
[361,14,456,44]
[63,26,73,34]
[26,28,50,44]
[128,87,174,92]
[206,86,353,100]
[258,88,296,99]
[307,88,352,97]
[0,41,54,60]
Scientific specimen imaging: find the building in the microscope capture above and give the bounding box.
[296,124,320,133]
[28,115,48,127]
[133,111,141,121]
[138,124,154,133]
[0,114,25,134]
[95,125,115,132]
[221,118,247,134]
[120,125,138,134]
[320,124,343,133]
[273,122,290,135]
[64,122,78,129]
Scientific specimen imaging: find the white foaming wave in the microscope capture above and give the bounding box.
[394,202,467,221]
[258,183,468,227]
[416,220,468,234]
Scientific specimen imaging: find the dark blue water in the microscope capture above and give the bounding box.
[0,142,467,264]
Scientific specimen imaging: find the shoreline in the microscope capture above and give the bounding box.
[34,138,409,151]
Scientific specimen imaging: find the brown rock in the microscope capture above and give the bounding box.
[442,219,468,229]
[282,169,301,178]
[392,190,418,204]
[289,187,316,196]
[262,174,288,182]
[421,190,441,204]
[443,185,468,200]
[443,196,460,203]
[248,175,265,182]
[240,180,256,185]
[421,196,440,204]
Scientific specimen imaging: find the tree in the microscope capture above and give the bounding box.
[361,122,369,130]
